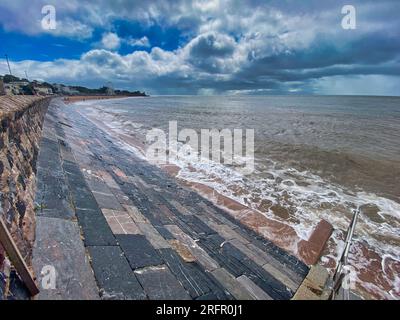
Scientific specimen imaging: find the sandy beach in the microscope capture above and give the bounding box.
[63,95,133,104]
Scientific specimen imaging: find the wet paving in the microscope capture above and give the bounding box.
[33,99,309,300]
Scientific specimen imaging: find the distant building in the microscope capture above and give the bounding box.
[10,81,29,86]
[34,86,53,95]
[4,82,23,95]
[3,81,32,95]
[53,84,78,95]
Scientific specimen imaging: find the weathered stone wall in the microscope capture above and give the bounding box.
[0,96,51,270]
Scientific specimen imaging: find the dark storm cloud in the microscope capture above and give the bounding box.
[1,0,399,95]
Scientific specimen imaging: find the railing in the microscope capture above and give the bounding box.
[329,207,360,300]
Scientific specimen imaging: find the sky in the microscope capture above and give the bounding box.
[0,0,399,95]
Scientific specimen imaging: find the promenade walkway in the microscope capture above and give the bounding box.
[32,99,309,300]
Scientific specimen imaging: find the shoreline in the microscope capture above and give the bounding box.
[75,108,332,262]
[63,95,141,104]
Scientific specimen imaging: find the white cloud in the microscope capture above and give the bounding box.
[101,32,121,50]
[126,36,151,47]
[0,1,93,40]
[182,32,240,74]
[0,0,399,95]
[45,18,93,40]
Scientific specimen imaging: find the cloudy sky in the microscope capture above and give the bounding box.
[0,0,399,95]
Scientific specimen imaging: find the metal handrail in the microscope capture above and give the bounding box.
[329,207,360,300]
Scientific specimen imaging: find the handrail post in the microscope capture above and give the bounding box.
[329,207,360,300]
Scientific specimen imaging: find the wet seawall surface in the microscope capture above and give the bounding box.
[31,98,310,300]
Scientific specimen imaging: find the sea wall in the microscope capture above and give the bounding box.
[0,96,51,271]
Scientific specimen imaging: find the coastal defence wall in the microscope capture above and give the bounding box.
[0,96,51,272]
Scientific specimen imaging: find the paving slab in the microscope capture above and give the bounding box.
[85,177,114,194]
[68,185,100,211]
[154,225,175,240]
[35,138,75,220]
[116,234,163,269]
[136,222,171,249]
[75,208,117,246]
[262,262,299,292]
[240,258,292,300]
[229,238,268,266]
[164,225,220,271]
[236,275,273,300]
[35,173,75,219]
[110,187,133,205]
[102,209,142,235]
[168,199,194,215]
[92,191,124,210]
[211,268,254,300]
[305,265,330,290]
[168,239,196,262]
[88,245,146,300]
[123,204,149,223]
[179,215,216,237]
[158,248,214,299]
[135,265,191,300]
[33,217,99,300]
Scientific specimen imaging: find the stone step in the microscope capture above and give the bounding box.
[116,234,163,270]
[134,265,191,300]
[88,245,146,300]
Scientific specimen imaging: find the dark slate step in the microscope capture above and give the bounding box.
[240,257,293,300]
[33,216,100,300]
[76,209,117,246]
[179,215,216,237]
[63,169,89,190]
[35,138,75,220]
[38,137,59,156]
[158,248,233,300]
[92,191,124,211]
[249,236,309,278]
[134,265,191,300]
[62,159,84,178]
[208,251,247,278]
[158,248,211,299]
[199,241,290,299]
[154,225,175,240]
[201,199,309,278]
[35,173,75,219]
[87,246,146,300]
[218,243,290,300]
[69,186,101,211]
[116,234,163,270]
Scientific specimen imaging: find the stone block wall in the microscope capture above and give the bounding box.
[0,96,51,270]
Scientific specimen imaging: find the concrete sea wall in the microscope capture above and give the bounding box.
[0,96,51,272]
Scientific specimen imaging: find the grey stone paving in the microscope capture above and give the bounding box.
[33,98,309,300]
[32,106,99,300]
[116,234,163,269]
